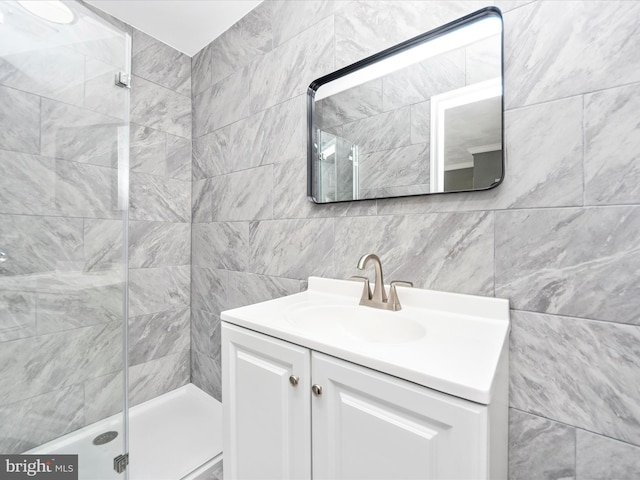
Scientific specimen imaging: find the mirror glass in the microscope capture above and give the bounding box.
[307,8,503,203]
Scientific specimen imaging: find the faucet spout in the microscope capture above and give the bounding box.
[357,253,387,303]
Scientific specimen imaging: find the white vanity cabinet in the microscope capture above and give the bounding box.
[222,323,495,480]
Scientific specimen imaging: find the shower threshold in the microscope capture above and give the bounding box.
[26,384,223,480]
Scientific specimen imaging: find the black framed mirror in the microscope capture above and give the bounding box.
[307,7,504,204]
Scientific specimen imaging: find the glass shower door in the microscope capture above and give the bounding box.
[0,1,130,477]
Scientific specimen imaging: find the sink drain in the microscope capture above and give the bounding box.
[93,431,118,445]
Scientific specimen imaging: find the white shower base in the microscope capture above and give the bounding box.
[27,384,223,480]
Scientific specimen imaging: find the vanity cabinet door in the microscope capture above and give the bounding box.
[222,323,311,480]
[311,352,489,480]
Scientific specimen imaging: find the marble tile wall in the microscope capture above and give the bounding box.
[191,0,640,476]
[0,3,191,453]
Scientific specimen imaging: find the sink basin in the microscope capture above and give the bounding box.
[285,304,425,344]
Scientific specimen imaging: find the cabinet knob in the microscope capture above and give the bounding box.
[312,384,323,396]
[289,375,299,387]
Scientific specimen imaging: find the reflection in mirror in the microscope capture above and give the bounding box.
[308,8,503,203]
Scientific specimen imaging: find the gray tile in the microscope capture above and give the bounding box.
[84,372,123,424]
[129,266,190,317]
[36,270,123,334]
[55,160,120,219]
[584,82,640,206]
[250,218,335,278]
[84,58,128,119]
[334,212,494,295]
[0,386,84,454]
[410,100,430,145]
[0,214,83,276]
[209,166,273,222]
[495,207,640,324]
[504,1,640,109]
[129,307,190,366]
[130,124,191,181]
[132,29,191,96]
[335,1,486,68]
[342,107,411,155]
[41,98,121,168]
[130,75,192,139]
[510,311,640,445]
[192,44,212,97]
[272,0,338,47]
[192,178,213,223]
[224,271,305,311]
[508,409,576,480]
[0,322,122,406]
[129,350,189,406]
[0,276,36,343]
[191,350,221,401]
[193,67,250,137]
[192,222,249,271]
[0,85,40,154]
[129,172,191,222]
[129,221,190,268]
[249,16,334,114]
[0,150,55,216]
[84,219,123,272]
[0,44,84,106]
[360,143,429,191]
[191,267,226,316]
[209,1,272,85]
[317,79,383,129]
[191,309,220,360]
[465,34,502,85]
[193,125,230,179]
[576,430,640,480]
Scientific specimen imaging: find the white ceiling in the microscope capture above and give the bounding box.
[85,0,263,56]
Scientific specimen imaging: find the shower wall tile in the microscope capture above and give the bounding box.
[129,307,190,366]
[130,124,192,181]
[208,1,272,85]
[132,29,191,96]
[249,16,334,114]
[209,166,273,222]
[129,221,190,268]
[576,430,640,480]
[128,266,190,317]
[0,45,84,107]
[193,67,250,137]
[129,350,190,406]
[191,350,222,401]
[0,151,55,216]
[510,311,640,445]
[495,207,640,324]
[334,212,494,295]
[0,322,122,407]
[508,409,576,480]
[271,0,338,47]
[192,222,249,271]
[505,1,640,109]
[83,58,128,120]
[191,309,220,360]
[192,125,230,179]
[129,172,190,222]
[192,178,213,223]
[84,372,122,425]
[36,271,123,334]
[0,214,83,276]
[131,75,191,138]
[192,44,212,97]
[0,385,84,454]
[0,276,36,343]
[83,219,123,272]
[0,85,40,155]
[41,98,121,167]
[334,1,485,68]
[249,218,335,279]
[55,160,120,219]
[191,267,226,315]
[584,82,640,205]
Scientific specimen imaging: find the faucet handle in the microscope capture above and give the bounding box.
[349,275,372,303]
[388,281,413,311]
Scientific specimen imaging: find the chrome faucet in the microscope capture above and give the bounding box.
[351,253,413,311]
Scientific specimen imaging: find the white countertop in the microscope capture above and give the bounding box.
[221,276,510,405]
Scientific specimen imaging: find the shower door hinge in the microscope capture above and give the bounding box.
[115,71,131,88]
[114,453,129,474]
